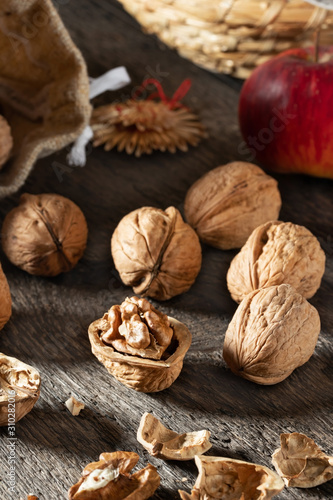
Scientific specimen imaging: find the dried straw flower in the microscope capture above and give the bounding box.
[91,79,205,157]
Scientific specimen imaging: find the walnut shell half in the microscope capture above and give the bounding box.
[0,262,12,331]
[88,315,192,392]
[184,162,281,250]
[223,284,321,385]
[179,455,284,500]
[227,221,326,303]
[68,451,160,500]
[111,206,202,300]
[0,115,13,169]
[137,412,212,460]
[272,432,333,488]
[2,193,88,277]
[0,353,41,426]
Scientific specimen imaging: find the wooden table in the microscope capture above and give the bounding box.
[0,1,332,498]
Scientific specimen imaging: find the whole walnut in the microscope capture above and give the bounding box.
[184,161,281,250]
[227,220,326,303]
[111,206,202,300]
[2,193,88,277]
[0,263,11,330]
[0,115,13,169]
[223,284,321,385]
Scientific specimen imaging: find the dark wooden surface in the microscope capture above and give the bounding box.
[0,1,333,499]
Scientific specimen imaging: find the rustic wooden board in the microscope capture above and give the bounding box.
[0,1,332,499]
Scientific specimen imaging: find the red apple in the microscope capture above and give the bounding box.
[238,47,333,179]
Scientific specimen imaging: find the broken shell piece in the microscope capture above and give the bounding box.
[65,396,85,416]
[179,455,284,500]
[272,432,333,488]
[89,312,191,393]
[68,451,160,500]
[0,353,41,426]
[137,412,211,460]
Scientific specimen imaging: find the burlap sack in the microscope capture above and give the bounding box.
[0,0,91,198]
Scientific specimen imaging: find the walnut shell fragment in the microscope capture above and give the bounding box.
[272,432,333,488]
[2,193,88,277]
[179,455,284,500]
[0,115,13,169]
[88,301,192,392]
[137,412,212,460]
[184,162,281,250]
[68,451,160,500]
[227,221,326,303]
[223,284,321,385]
[0,262,12,331]
[0,353,41,426]
[111,206,202,300]
[65,396,85,416]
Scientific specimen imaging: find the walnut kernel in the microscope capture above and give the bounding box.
[88,297,192,392]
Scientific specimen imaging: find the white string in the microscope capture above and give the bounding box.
[67,66,131,167]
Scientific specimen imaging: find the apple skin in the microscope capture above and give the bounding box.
[238,47,333,179]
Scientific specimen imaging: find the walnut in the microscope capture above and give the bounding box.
[179,455,284,500]
[101,297,173,360]
[137,412,211,460]
[272,432,333,488]
[0,353,41,426]
[0,262,11,331]
[227,220,326,303]
[2,193,88,277]
[68,451,160,500]
[111,206,202,300]
[0,115,13,169]
[184,161,281,250]
[65,396,85,416]
[88,297,192,392]
[223,284,321,385]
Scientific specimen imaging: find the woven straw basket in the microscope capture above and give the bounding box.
[118,0,333,78]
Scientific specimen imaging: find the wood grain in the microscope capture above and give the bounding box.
[0,0,332,499]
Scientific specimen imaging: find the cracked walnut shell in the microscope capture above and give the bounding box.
[179,455,284,500]
[137,412,212,460]
[272,432,333,488]
[223,284,321,385]
[0,115,13,169]
[88,297,192,392]
[184,162,281,250]
[0,353,41,426]
[2,193,88,277]
[227,220,326,303]
[111,206,202,300]
[68,451,160,500]
[0,262,11,331]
